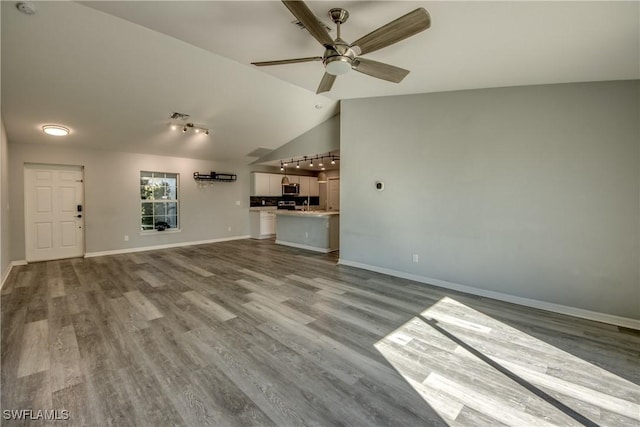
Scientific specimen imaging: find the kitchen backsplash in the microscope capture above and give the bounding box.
[250,196,320,207]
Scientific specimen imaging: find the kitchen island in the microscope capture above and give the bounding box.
[274,210,339,253]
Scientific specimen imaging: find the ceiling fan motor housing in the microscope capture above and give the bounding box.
[323,40,355,75]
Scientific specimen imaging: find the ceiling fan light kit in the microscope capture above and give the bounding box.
[251,1,431,93]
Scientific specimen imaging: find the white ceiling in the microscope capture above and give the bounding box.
[2,1,638,163]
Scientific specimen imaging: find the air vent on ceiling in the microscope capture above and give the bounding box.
[169,112,191,120]
[292,19,332,33]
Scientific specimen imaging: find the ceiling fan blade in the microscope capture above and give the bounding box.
[316,73,336,94]
[282,1,334,47]
[252,57,322,67]
[352,58,409,83]
[350,8,431,56]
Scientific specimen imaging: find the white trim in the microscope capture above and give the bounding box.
[85,235,250,258]
[338,259,640,331]
[252,234,276,240]
[140,228,182,236]
[0,265,11,291]
[275,240,337,253]
[0,260,28,291]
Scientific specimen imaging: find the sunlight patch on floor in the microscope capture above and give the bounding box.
[374,297,640,426]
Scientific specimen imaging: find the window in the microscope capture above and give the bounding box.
[140,171,179,231]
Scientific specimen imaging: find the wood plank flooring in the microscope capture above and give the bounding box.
[1,239,639,426]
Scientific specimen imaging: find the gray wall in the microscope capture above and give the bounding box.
[1,118,10,281]
[253,114,340,164]
[341,80,640,319]
[9,143,262,259]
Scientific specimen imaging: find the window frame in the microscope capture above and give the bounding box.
[140,171,180,233]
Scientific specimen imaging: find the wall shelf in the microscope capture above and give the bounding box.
[193,172,237,182]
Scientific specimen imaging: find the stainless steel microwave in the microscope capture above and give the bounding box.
[282,183,299,196]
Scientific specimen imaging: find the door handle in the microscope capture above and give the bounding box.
[77,214,82,218]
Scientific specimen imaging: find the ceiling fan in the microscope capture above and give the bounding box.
[251,1,431,94]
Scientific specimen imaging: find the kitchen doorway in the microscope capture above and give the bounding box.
[24,164,85,262]
[327,178,340,211]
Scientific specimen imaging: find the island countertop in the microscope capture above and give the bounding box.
[273,210,339,218]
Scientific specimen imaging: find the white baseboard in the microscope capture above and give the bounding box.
[85,235,250,258]
[338,259,640,331]
[0,265,11,291]
[0,260,28,291]
[275,240,337,253]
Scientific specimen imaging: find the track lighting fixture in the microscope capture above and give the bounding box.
[278,153,339,169]
[173,122,210,135]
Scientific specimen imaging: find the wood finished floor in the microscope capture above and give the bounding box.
[1,239,639,426]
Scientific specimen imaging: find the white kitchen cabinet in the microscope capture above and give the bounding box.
[250,210,276,239]
[252,172,317,197]
[250,172,270,196]
[309,177,319,197]
[299,176,309,196]
[251,172,285,196]
[269,174,283,197]
[297,176,319,197]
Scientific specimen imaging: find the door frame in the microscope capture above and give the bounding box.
[24,163,85,262]
[327,177,340,212]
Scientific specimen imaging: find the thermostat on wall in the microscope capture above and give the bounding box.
[375,181,384,191]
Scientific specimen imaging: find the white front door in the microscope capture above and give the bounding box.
[327,178,340,211]
[25,164,84,262]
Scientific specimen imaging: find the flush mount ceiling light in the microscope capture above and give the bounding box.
[42,125,69,136]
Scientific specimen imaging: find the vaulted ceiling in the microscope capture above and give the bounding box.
[2,1,638,162]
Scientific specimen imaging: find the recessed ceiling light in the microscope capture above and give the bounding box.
[42,125,69,136]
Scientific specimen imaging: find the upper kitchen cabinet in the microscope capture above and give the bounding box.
[269,174,283,196]
[310,177,319,197]
[298,176,319,197]
[251,172,282,197]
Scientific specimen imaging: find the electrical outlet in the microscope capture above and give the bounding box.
[124,235,129,241]
[236,200,241,206]
[412,253,419,263]
[305,231,309,238]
